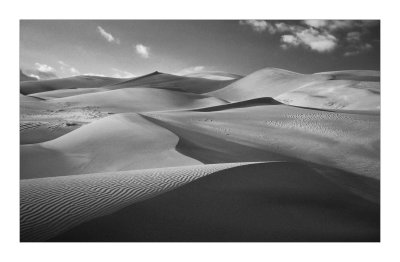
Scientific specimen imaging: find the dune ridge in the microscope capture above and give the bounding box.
[49,162,379,242]
[208,68,380,111]
[20,162,253,241]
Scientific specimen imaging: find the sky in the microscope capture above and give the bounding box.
[20,20,380,79]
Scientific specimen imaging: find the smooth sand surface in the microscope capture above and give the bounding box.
[20,68,380,241]
[49,162,379,242]
[21,113,201,179]
[209,68,379,111]
[50,87,227,113]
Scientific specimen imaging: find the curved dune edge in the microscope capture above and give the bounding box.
[20,162,257,242]
[51,162,379,242]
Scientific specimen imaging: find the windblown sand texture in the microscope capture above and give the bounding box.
[20,68,380,242]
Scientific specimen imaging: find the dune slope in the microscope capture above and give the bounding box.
[105,71,235,94]
[20,75,123,95]
[208,68,380,111]
[143,102,379,178]
[20,162,251,241]
[49,162,379,242]
[21,113,201,179]
[49,87,227,113]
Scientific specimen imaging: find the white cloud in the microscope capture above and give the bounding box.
[135,44,150,58]
[239,20,276,34]
[175,66,205,76]
[303,20,328,28]
[97,26,120,44]
[296,28,337,52]
[112,68,136,78]
[275,22,292,33]
[83,73,106,77]
[35,63,56,73]
[28,74,40,80]
[24,63,58,79]
[304,20,365,32]
[280,28,337,53]
[281,35,301,47]
[58,61,80,76]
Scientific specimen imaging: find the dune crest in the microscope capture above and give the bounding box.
[21,162,253,241]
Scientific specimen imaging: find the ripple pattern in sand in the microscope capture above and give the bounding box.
[20,162,250,241]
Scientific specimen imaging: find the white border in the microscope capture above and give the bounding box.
[2,0,399,261]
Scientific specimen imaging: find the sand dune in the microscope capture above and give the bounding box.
[104,71,235,94]
[183,71,243,80]
[276,80,380,111]
[28,87,109,100]
[20,70,38,82]
[20,67,380,242]
[47,162,379,242]
[208,67,380,111]
[20,162,250,241]
[143,102,379,178]
[20,75,123,95]
[208,68,331,101]
[49,87,227,113]
[21,113,201,179]
[314,70,380,82]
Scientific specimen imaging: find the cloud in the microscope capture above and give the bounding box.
[343,31,373,56]
[97,26,120,44]
[241,20,378,55]
[135,44,150,58]
[303,20,329,28]
[274,22,292,33]
[175,66,205,75]
[112,68,136,78]
[280,28,337,53]
[83,73,106,77]
[281,35,301,49]
[23,63,58,79]
[239,20,276,34]
[344,43,373,56]
[35,63,56,73]
[346,31,362,43]
[58,61,80,76]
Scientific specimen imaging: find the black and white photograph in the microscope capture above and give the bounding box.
[3,0,400,260]
[19,19,380,242]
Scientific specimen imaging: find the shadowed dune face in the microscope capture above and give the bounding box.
[49,162,379,242]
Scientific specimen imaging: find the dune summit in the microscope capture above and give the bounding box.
[20,67,380,242]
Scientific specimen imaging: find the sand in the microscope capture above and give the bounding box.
[20,67,380,241]
[49,162,379,242]
[208,68,379,111]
